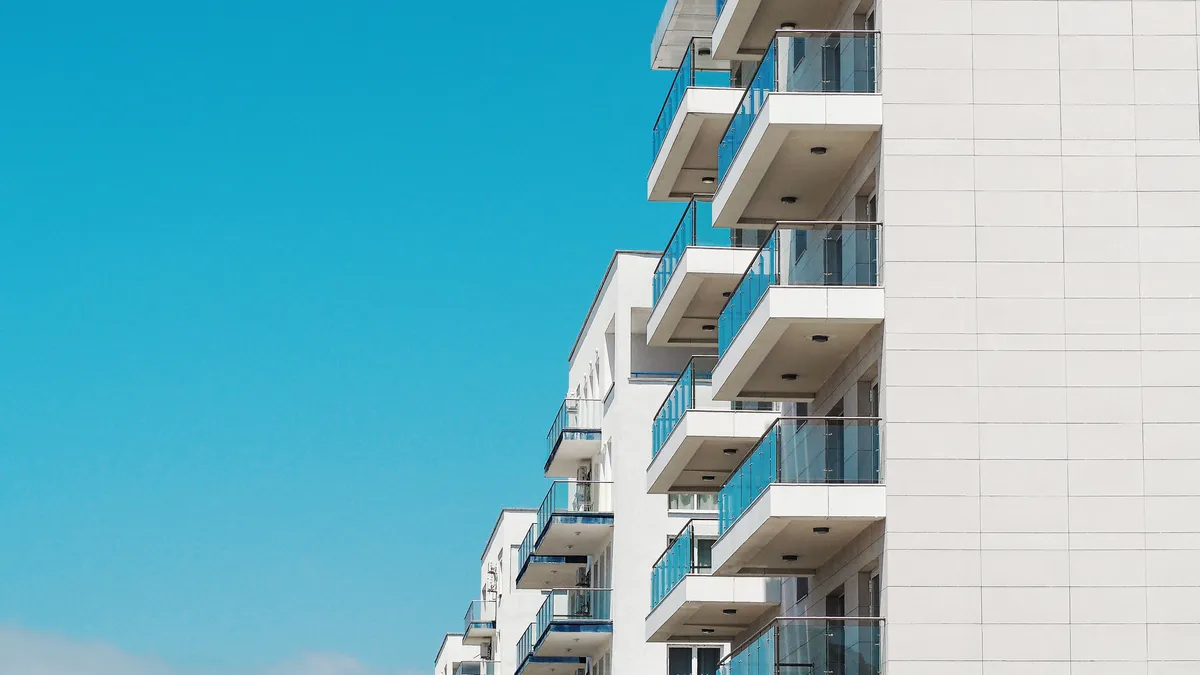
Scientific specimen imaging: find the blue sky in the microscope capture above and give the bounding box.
[0,1,677,671]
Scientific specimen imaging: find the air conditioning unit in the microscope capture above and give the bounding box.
[480,642,493,660]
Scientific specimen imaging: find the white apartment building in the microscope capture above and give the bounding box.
[438,0,1200,671]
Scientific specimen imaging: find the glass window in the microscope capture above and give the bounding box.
[698,648,721,675]
[695,538,714,569]
[668,647,693,675]
[669,493,719,512]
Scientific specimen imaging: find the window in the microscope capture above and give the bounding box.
[668,493,718,511]
[669,646,722,675]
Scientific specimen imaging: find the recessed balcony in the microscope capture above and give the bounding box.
[462,600,496,646]
[713,30,882,230]
[649,37,742,202]
[648,198,762,347]
[545,398,603,478]
[648,356,778,494]
[647,519,779,642]
[516,481,614,590]
[712,222,883,402]
[712,416,884,576]
[514,589,613,675]
[718,617,883,675]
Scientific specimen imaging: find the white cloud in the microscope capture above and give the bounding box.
[0,625,421,675]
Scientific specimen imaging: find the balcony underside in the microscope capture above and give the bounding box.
[536,515,614,557]
[545,432,602,478]
[652,0,718,69]
[462,623,496,646]
[648,247,761,347]
[647,409,779,493]
[515,656,589,675]
[516,556,589,590]
[646,575,779,642]
[712,286,884,402]
[712,483,886,576]
[650,88,745,202]
[533,623,613,658]
[713,94,882,230]
[712,0,841,61]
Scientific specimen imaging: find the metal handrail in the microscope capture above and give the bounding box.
[718,616,885,667]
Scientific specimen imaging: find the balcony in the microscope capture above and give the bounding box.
[544,398,603,478]
[514,589,613,675]
[652,0,718,70]
[648,356,778,493]
[713,31,881,230]
[648,199,763,347]
[516,481,614,589]
[649,37,743,202]
[454,662,498,675]
[647,519,778,642]
[719,617,882,675]
[462,600,496,646]
[713,417,884,576]
[712,222,883,402]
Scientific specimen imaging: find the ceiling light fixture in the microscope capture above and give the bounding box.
[781,373,799,381]
[782,554,799,562]
[701,176,717,185]
[702,475,717,482]
[780,196,798,205]
[813,526,831,535]
[723,448,738,455]
[811,334,830,343]
[702,324,716,332]
[810,146,828,155]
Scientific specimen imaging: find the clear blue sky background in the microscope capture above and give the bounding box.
[0,1,677,671]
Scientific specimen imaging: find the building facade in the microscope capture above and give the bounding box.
[438,0,1200,672]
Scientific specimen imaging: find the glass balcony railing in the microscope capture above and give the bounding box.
[454,661,498,675]
[463,599,495,633]
[719,617,882,675]
[717,221,879,357]
[546,398,603,461]
[718,30,879,181]
[519,481,614,574]
[653,37,732,163]
[652,355,719,458]
[651,520,716,608]
[654,197,713,306]
[716,0,728,18]
[718,417,881,535]
[536,480,613,537]
[536,589,613,635]
[516,624,535,666]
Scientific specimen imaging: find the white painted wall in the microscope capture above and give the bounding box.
[433,634,480,675]
[476,509,542,675]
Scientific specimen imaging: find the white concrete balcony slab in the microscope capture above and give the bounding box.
[650,84,744,202]
[712,0,844,61]
[653,0,718,70]
[648,356,779,493]
[515,591,612,675]
[647,520,779,642]
[544,398,603,478]
[713,31,881,229]
[462,600,496,646]
[711,417,884,576]
[516,482,613,590]
[711,223,883,402]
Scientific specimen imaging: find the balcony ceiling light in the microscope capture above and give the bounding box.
[722,609,738,615]
[723,448,738,455]
[780,196,798,205]
[702,324,716,332]
[782,554,799,562]
[811,334,830,343]
[810,146,828,155]
[781,373,799,381]
[702,475,717,481]
[701,176,717,184]
[702,628,716,634]
[780,22,797,29]
[813,526,831,534]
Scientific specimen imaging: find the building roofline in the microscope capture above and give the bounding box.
[480,507,538,562]
[434,632,465,666]
[567,250,661,363]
